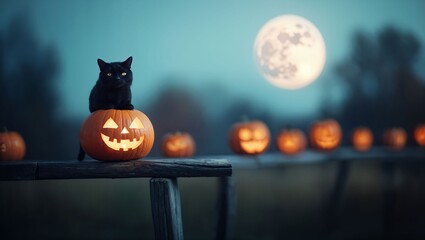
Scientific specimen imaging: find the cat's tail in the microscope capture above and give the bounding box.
[78,144,85,161]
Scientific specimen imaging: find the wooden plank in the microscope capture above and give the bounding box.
[0,147,423,180]
[0,158,231,180]
[150,178,183,240]
[225,147,425,169]
[216,176,236,240]
[0,161,38,180]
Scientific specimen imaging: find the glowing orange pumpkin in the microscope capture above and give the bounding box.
[351,127,373,152]
[414,124,425,147]
[309,119,342,151]
[229,120,270,155]
[161,132,195,157]
[0,128,26,161]
[80,109,154,161]
[276,129,306,155]
[383,128,407,150]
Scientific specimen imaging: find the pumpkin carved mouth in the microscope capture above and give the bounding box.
[240,139,269,154]
[315,139,339,149]
[101,133,144,151]
[166,142,187,152]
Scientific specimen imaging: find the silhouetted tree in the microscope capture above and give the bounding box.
[335,27,425,144]
[143,83,207,156]
[0,14,76,159]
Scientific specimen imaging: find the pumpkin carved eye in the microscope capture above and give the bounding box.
[103,118,118,129]
[239,128,252,140]
[254,129,266,139]
[130,118,144,129]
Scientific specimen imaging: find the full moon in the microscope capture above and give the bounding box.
[254,15,326,89]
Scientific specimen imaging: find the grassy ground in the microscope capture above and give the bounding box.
[1,161,425,240]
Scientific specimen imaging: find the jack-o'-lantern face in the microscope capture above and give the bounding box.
[101,117,145,151]
[276,129,306,155]
[80,109,154,161]
[229,121,270,155]
[351,127,373,152]
[161,132,196,157]
[310,120,342,151]
[414,124,425,147]
[166,139,187,151]
[238,127,269,153]
[383,128,407,150]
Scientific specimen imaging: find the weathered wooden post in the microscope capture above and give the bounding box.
[150,178,184,240]
[382,160,396,237]
[323,160,351,236]
[216,176,236,240]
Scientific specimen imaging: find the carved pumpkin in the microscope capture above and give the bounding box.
[80,109,154,161]
[161,132,196,157]
[414,124,425,147]
[229,120,270,155]
[276,129,306,155]
[0,127,26,161]
[383,128,407,150]
[351,127,373,152]
[309,119,342,151]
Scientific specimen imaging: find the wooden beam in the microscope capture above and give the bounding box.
[0,158,231,181]
[1,147,424,180]
[0,161,37,180]
[224,147,425,169]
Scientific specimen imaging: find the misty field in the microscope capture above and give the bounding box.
[1,160,425,240]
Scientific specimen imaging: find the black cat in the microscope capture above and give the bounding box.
[89,56,134,112]
[78,56,134,161]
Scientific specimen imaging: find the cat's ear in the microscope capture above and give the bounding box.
[122,56,133,69]
[97,58,108,71]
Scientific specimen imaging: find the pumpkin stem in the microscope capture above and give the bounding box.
[175,131,182,135]
[1,126,7,133]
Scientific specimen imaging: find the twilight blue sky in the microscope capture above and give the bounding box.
[2,0,425,120]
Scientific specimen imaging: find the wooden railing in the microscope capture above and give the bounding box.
[216,147,425,239]
[1,147,424,239]
[0,158,232,240]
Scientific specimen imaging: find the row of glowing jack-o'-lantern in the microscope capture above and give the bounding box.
[1,109,425,161]
[231,119,425,155]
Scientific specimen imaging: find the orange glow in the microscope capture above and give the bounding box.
[383,128,407,150]
[414,124,425,147]
[161,132,195,157]
[351,127,373,152]
[276,129,306,155]
[309,119,342,151]
[229,121,270,155]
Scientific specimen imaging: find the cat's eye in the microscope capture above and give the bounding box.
[121,72,127,76]
[106,73,112,77]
